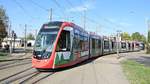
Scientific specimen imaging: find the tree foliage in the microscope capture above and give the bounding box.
[140,34,146,43]
[131,32,146,42]
[121,32,131,41]
[147,30,150,54]
[26,33,35,40]
[121,32,146,43]
[148,30,150,43]
[0,6,8,44]
[131,32,141,41]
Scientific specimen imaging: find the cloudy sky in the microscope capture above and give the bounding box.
[0,0,149,37]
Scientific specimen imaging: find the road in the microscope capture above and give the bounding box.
[2,51,149,84]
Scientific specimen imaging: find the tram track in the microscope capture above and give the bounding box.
[19,71,40,84]
[0,59,31,68]
[18,72,55,84]
[0,67,55,84]
[31,72,55,84]
[0,52,32,62]
[0,67,33,82]
[5,70,39,84]
[0,57,31,62]
[0,60,31,70]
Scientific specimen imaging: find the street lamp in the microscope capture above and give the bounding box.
[116,30,122,58]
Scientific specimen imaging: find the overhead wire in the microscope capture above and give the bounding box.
[65,0,98,24]
[80,0,125,31]
[65,0,74,7]
[28,0,66,20]
[65,0,121,35]
[66,0,103,28]
[29,0,49,11]
[13,0,35,20]
[14,0,123,33]
[51,0,66,16]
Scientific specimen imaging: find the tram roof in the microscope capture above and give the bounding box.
[43,21,84,30]
[43,21,63,27]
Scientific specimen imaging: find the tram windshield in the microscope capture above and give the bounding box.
[33,28,59,59]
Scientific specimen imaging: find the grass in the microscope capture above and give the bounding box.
[0,52,8,59]
[121,60,150,84]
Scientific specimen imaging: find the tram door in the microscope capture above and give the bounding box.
[121,42,126,52]
[111,41,116,53]
[55,27,73,66]
[103,40,110,55]
[128,42,132,51]
[57,30,70,51]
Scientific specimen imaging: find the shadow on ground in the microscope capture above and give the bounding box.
[37,57,100,72]
[129,56,150,67]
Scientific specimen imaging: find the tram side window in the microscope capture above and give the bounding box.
[95,39,99,49]
[132,43,134,49]
[121,43,126,49]
[92,38,96,49]
[79,37,83,51]
[98,40,101,49]
[112,42,115,49]
[136,43,139,47]
[79,35,89,51]
[84,36,89,50]
[56,30,70,51]
[128,43,131,49]
[73,33,80,52]
[104,41,109,49]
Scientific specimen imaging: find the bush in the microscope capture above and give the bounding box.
[146,43,150,54]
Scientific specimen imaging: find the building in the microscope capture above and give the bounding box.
[2,38,22,48]
[1,37,35,48]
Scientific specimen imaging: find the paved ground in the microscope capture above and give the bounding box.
[38,54,129,84]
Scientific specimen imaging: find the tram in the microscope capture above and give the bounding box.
[32,21,143,71]
[32,21,90,70]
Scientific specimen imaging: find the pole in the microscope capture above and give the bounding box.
[12,31,15,51]
[35,29,37,37]
[148,19,150,43]
[24,24,27,51]
[117,32,119,58]
[13,33,16,52]
[50,8,52,21]
[116,30,121,58]
[96,25,100,35]
[147,19,150,53]
[9,23,12,55]
[83,10,86,30]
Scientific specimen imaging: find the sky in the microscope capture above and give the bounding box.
[0,0,150,37]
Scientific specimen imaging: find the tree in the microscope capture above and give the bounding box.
[148,30,150,43]
[131,32,142,41]
[0,6,8,45]
[147,29,150,54]
[140,34,146,43]
[121,32,131,41]
[26,33,35,40]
